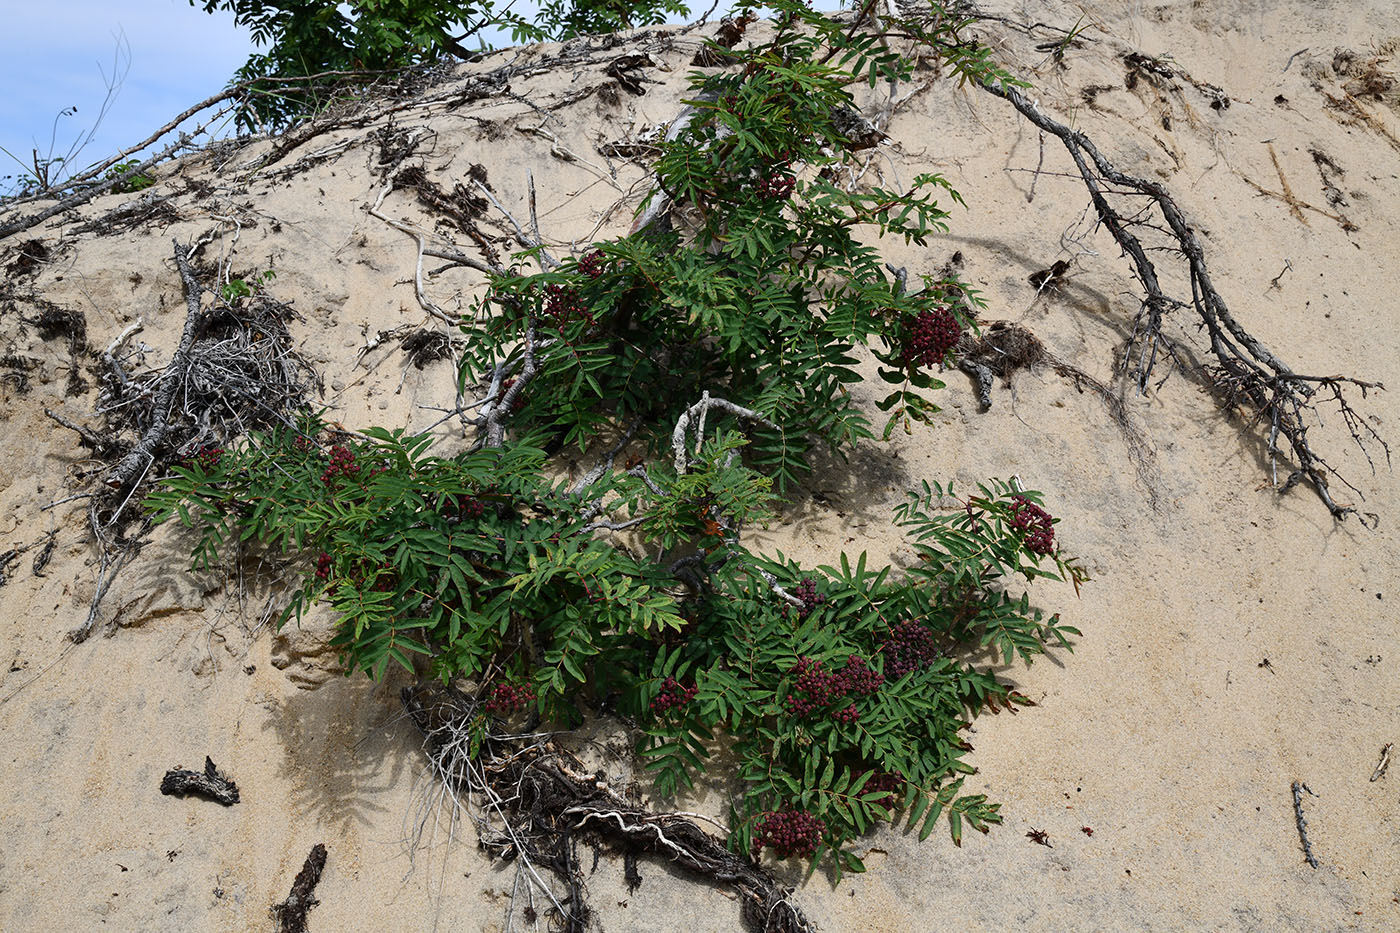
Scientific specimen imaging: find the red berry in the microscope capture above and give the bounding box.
[578,249,607,279]
[880,622,938,679]
[650,676,699,715]
[485,682,536,716]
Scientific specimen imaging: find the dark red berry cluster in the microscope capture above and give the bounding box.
[315,552,333,580]
[1007,495,1055,555]
[881,621,939,680]
[863,770,905,810]
[293,435,317,453]
[1008,493,1052,551]
[485,682,536,716]
[754,809,824,858]
[455,496,486,519]
[900,305,961,369]
[792,578,826,619]
[650,676,699,714]
[543,284,593,326]
[785,656,842,717]
[785,654,882,719]
[321,445,359,484]
[756,170,795,201]
[183,445,225,469]
[578,249,607,279]
[839,654,884,696]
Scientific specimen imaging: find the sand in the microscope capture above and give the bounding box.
[1,1,1397,929]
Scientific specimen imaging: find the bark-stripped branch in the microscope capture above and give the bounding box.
[672,392,782,475]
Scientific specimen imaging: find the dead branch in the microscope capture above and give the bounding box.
[104,241,207,488]
[981,81,1388,518]
[1,131,200,243]
[672,392,782,475]
[160,756,240,806]
[44,407,121,459]
[271,843,328,933]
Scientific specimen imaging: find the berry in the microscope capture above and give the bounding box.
[542,283,593,327]
[756,170,795,201]
[315,552,333,580]
[837,654,883,697]
[182,445,225,469]
[321,445,360,484]
[784,656,842,717]
[881,621,939,680]
[485,682,536,716]
[650,676,699,714]
[578,249,607,279]
[792,578,826,619]
[785,653,884,719]
[863,770,905,811]
[900,305,961,369]
[456,495,486,520]
[754,809,824,858]
[1007,495,1055,555]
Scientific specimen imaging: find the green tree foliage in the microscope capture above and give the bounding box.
[192,0,690,130]
[151,1,1083,874]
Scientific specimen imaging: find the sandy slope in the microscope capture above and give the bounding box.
[1,1,1398,929]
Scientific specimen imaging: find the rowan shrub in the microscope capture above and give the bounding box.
[148,0,1085,877]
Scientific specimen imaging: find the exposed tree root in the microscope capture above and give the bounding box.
[981,81,1388,519]
[403,682,813,933]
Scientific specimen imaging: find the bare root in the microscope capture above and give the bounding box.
[981,81,1388,519]
[403,683,813,933]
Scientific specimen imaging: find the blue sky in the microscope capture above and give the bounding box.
[0,1,258,190]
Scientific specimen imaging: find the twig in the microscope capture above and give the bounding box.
[1290,781,1318,868]
[472,179,559,270]
[44,407,115,456]
[271,843,328,933]
[1370,743,1392,782]
[1027,130,1045,202]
